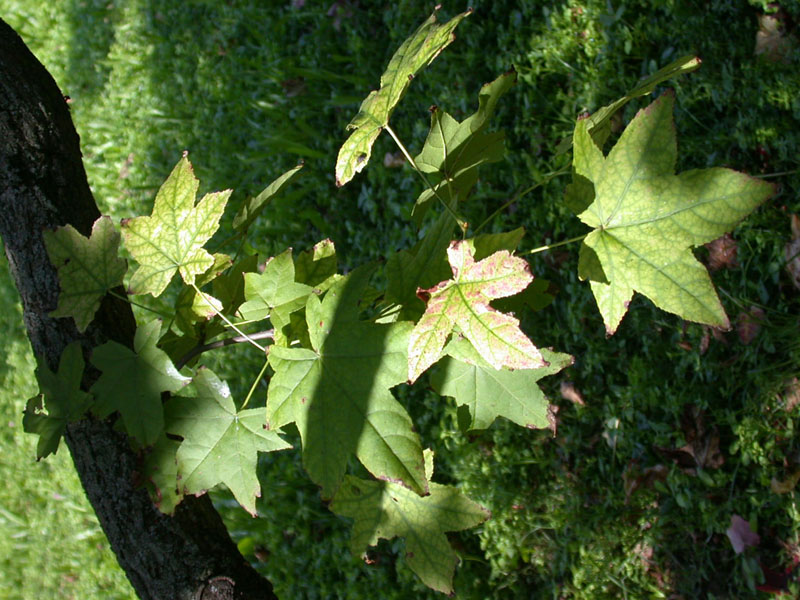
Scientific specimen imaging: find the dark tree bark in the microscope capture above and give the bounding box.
[0,19,278,600]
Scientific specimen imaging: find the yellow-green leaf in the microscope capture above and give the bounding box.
[122,156,231,297]
[573,92,775,334]
[335,7,471,186]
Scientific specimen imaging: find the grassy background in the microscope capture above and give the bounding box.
[2,0,800,598]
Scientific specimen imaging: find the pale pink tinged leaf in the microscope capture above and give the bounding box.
[726,515,760,554]
[408,240,546,383]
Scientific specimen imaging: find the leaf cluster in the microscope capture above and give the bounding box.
[27,7,776,595]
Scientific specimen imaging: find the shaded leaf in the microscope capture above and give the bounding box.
[654,405,724,472]
[23,342,92,459]
[412,70,515,222]
[91,320,190,445]
[233,163,304,232]
[330,450,489,594]
[267,267,425,499]
[574,92,774,334]
[44,216,127,332]
[335,7,471,186]
[385,206,455,321]
[431,338,572,430]
[294,239,337,287]
[122,156,231,297]
[143,436,183,515]
[408,240,546,383]
[164,369,290,516]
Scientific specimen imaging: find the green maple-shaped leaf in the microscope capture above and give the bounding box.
[330,449,489,594]
[431,338,572,431]
[294,239,337,287]
[335,7,471,187]
[164,369,290,516]
[408,240,547,383]
[233,163,304,232]
[412,70,515,222]
[122,156,231,297]
[143,436,184,515]
[574,92,775,334]
[43,216,127,332]
[385,205,455,321]
[267,266,426,499]
[91,320,190,445]
[239,249,314,334]
[23,342,92,459]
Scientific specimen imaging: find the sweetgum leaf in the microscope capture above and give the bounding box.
[143,436,183,515]
[412,70,515,222]
[294,239,337,287]
[385,205,455,321]
[335,7,471,187]
[556,54,701,155]
[122,156,231,297]
[267,266,426,499]
[330,449,489,594]
[91,320,190,445]
[232,163,304,232]
[408,240,546,383]
[164,369,290,516]
[44,216,127,332]
[23,342,92,459]
[239,249,314,335]
[431,338,572,430]
[574,92,775,334]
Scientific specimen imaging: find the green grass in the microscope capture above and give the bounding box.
[2,0,800,598]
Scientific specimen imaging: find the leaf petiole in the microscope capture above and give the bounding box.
[473,165,571,235]
[108,289,172,319]
[191,283,266,352]
[521,233,588,256]
[384,123,468,234]
[240,357,270,410]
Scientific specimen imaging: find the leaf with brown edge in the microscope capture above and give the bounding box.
[408,240,546,383]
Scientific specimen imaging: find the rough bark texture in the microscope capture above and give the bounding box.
[0,19,277,600]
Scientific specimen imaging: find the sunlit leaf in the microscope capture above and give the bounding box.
[335,7,472,186]
[573,92,775,333]
[408,240,546,383]
[122,156,230,297]
[330,450,489,594]
[44,216,127,332]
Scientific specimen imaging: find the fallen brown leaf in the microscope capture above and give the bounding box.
[705,233,738,271]
[785,214,800,291]
[737,306,765,345]
[559,381,585,406]
[654,405,724,472]
[727,514,760,554]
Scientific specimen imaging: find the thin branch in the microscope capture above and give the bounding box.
[175,330,274,370]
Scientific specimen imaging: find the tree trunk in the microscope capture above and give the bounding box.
[0,19,277,600]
